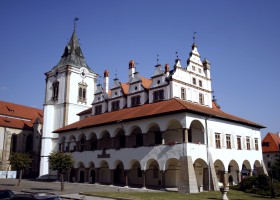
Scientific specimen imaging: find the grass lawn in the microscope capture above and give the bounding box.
[84,190,279,200]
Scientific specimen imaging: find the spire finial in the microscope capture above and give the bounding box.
[74,17,79,31]
[193,31,197,43]
[176,51,179,59]
[115,69,118,79]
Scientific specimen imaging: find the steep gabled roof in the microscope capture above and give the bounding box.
[262,132,280,153]
[140,77,152,89]
[55,98,264,133]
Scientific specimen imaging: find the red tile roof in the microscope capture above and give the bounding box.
[140,77,152,89]
[77,108,92,116]
[55,98,264,133]
[120,83,129,95]
[262,132,280,153]
[0,101,43,129]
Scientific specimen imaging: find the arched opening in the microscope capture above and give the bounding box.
[59,136,66,152]
[114,161,125,185]
[146,159,160,188]
[242,160,252,179]
[78,162,85,183]
[114,129,126,149]
[69,168,75,182]
[129,160,142,187]
[99,161,110,184]
[98,131,111,150]
[165,158,180,188]
[88,162,96,183]
[194,158,208,191]
[253,160,264,175]
[228,160,240,185]
[164,120,183,145]
[188,120,205,144]
[214,159,225,186]
[89,133,98,151]
[129,126,143,148]
[68,135,76,152]
[146,124,162,146]
[10,134,17,153]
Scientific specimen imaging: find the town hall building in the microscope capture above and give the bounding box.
[39,26,266,193]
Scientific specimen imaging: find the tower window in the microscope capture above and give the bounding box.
[198,68,202,73]
[199,93,204,105]
[131,95,141,106]
[78,82,87,103]
[52,81,59,101]
[181,88,186,100]
[192,66,195,71]
[199,80,203,87]
[153,90,164,102]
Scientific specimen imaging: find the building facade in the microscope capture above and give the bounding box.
[0,101,43,177]
[262,132,280,170]
[40,28,266,193]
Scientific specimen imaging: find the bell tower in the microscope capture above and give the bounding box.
[39,20,97,177]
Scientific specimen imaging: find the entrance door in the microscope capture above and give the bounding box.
[80,171,85,183]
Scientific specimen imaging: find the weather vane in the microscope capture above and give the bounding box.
[74,17,79,30]
[193,31,197,43]
[176,51,179,59]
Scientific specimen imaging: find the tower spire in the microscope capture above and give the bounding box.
[193,31,197,44]
[74,17,79,31]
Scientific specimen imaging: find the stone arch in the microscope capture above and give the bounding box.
[68,135,76,152]
[78,133,86,151]
[113,128,126,149]
[114,160,125,185]
[165,158,180,187]
[99,160,110,184]
[241,160,252,179]
[145,159,160,187]
[128,126,143,148]
[77,162,86,183]
[88,132,98,151]
[59,136,66,152]
[10,133,17,153]
[164,119,183,145]
[194,158,208,190]
[188,120,205,144]
[98,131,111,150]
[228,160,239,185]
[88,162,96,184]
[253,160,264,175]
[129,160,143,186]
[145,123,162,146]
[214,159,225,185]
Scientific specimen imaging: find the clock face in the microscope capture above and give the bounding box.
[80,67,88,78]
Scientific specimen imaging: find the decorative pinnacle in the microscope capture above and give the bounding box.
[157,54,159,64]
[74,17,79,31]
[193,31,197,43]
[176,51,179,59]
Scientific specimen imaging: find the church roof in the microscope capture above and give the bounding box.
[0,100,43,129]
[262,132,280,153]
[52,30,94,73]
[55,98,264,133]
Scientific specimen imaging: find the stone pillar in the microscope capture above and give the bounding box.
[142,170,146,189]
[237,171,241,183]
[85,168,89,183]
[223,171,228,187]
[161,171,166,190]
[178,156,199,193]
[95,168,100,184]
[142,134,147,146]
[110,169,115,185]
[125,170,129,188]
[183,128,188,143]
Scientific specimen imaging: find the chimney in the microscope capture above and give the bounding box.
[104,70,109,94]
[165,64,170,77]
[128,60,135,81]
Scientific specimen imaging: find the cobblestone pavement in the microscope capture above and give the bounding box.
[0,179,161,199]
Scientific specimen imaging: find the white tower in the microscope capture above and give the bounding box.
[39,25,97,177]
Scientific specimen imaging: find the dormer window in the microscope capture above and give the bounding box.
[135,86,138,91]
[114,91,118,96]
[95,105,102,115]
[52,81,59,101]
[112,100,120,111]
[131,95,141,106]
[153,90,164,102]
[157,80,160,84]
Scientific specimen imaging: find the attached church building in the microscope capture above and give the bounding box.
[39,27,266,193]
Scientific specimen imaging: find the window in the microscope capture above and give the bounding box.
[215,133,221,148]
[262,141,269,147]
[198,68,202,73]
[237,136,242,150]
[255,138,259,150]
[95,105,102,115]
[131,96,141,106]
[153,90,164,101]
[192,66,195,71]
[52,81,59,101]
[181,88,186,100]
[199,80,202,87]
[199,93,204,105]
[226,134,231,149]
[192,78,196,85]
[112,100,120,111]
[78,82,87,103]
[246,137,251,150]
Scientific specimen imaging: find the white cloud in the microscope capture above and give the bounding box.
[0,86,7,90]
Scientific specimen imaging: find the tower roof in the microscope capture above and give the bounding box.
[52,30,94,73]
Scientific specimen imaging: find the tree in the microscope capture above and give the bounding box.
[48,151,74,191]
[9,152,32,186]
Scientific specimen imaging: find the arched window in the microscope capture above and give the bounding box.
[52,81,59,101]
[10,134,17,153]
[26,134,33,153]
[78,82,87,103]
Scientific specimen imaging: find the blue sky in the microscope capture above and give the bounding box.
[0,0,279,137]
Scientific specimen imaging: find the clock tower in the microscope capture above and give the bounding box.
[39,25,97,177]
